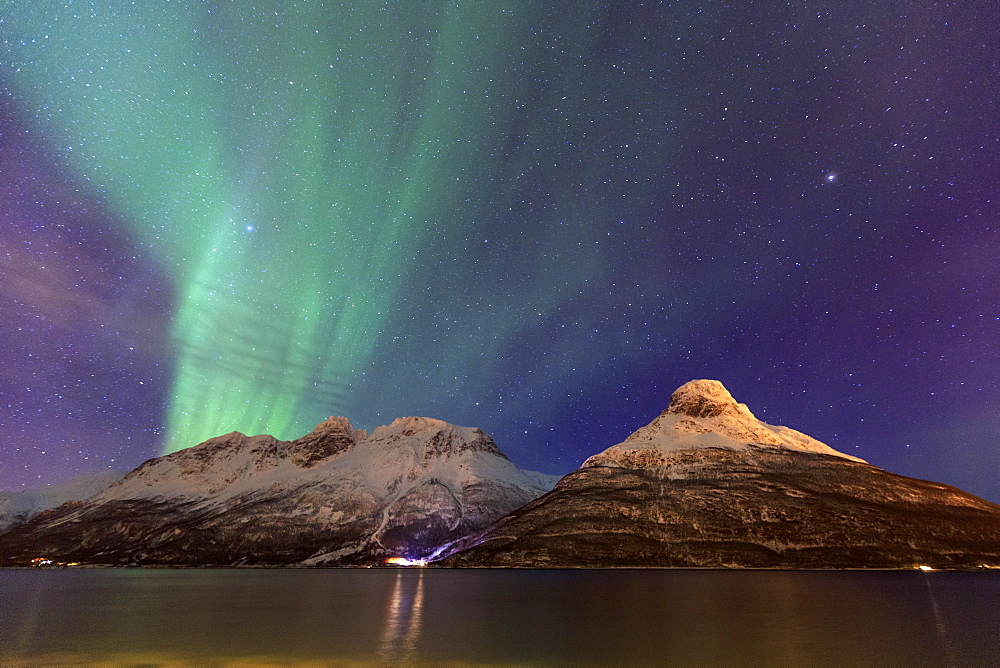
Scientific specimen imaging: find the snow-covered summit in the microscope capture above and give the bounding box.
[584,379,865,467]
[310,415,361,435]
[666,379,755,419]
[368,416,506,459]
[93,414,553,507]
[9,415,557,565]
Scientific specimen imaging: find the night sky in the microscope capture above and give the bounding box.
[2,2,997,501]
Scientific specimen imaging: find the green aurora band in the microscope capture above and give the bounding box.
[7,2,1000,504]
[7,3,620,452]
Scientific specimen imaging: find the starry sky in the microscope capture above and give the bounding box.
[2,2,997,500]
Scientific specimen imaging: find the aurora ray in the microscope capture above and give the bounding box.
[3,2,996,503]
[5,3,605,452]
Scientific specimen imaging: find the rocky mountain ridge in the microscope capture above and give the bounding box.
[0,416,557,566]
[439,380,1000,569]
[6,380,999,570]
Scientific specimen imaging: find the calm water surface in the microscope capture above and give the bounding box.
[1,569,997,666]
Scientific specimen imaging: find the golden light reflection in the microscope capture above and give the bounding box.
[922,568,956,666]
[378,570,425,663]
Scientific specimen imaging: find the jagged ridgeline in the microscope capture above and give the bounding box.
[4,380,1000,569]
[439,380,1000,569]
[0,417,557,566]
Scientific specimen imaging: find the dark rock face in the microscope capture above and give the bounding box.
[0,493,384,566]
[440,447,1000,569]
[0,416,555,567]
[665,379,750,419]
[289,416,362,467]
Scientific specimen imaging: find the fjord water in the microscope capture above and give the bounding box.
[1,569,997,666]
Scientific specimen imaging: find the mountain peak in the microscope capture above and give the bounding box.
[310,416,357,435]
[386,416,451,435]
[292,416,362,467]
[583,379,865,467]
[666,379,754,419]
[369,417,505,459]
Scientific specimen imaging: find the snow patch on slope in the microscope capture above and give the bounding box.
[0,470,125,532]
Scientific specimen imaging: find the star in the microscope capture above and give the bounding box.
[2,2,996,505]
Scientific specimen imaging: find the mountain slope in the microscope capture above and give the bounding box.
[439,380,1000,569]
[0,416,557,566]
[0,470,125,533]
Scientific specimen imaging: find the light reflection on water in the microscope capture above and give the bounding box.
[0,569,998,666]
[379,569,425,662]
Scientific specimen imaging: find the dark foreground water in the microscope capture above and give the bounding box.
[1,569,998,666]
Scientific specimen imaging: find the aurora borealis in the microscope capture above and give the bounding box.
[2,3,997,500]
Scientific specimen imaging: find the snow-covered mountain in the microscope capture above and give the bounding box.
[0,416,558,566]
[441,380,1000,569]
[583,379,865,466]
[0,470,124,533]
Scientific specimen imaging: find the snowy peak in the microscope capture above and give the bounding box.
[100,431,292,501]
[585,379,865,468]
[307,415,365,440]
[94,413,541,508]
[665,379,755,420]
[170,432,287,468]
[370,417,507,460]
[6,414,558,566]
[290,416,363,467]
[388,416,449,434]
[107,419,364,500]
